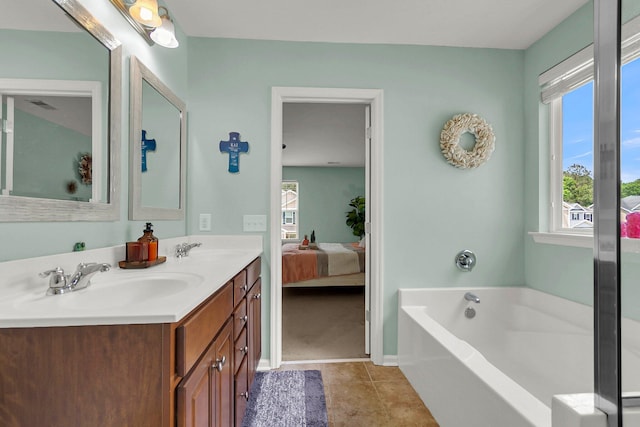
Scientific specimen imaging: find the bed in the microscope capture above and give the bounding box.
[282,242,365,287]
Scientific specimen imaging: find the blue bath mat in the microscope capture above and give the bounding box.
[242,370,328,427]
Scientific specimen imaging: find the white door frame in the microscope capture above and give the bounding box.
[270,87,384,368]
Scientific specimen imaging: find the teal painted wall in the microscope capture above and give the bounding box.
[524,1,640,322]
[0,1,189,261]
[283,167,365,243]
[186,38,525,357]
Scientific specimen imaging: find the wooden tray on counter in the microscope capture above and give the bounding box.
[118,256,167,269]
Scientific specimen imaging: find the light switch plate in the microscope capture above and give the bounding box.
[199,213,212,231]
[243,215,267,232]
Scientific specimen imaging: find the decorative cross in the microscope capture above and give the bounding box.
[219,132,249,173]
[141,129,156,172]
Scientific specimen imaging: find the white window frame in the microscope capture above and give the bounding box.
[539,14,640,241]
[281,180,299,241]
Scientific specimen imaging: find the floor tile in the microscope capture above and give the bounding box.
[319,361,371,385]
[374,380,438,426]
[364,361,408,382]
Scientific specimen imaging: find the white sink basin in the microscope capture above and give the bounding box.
[13,272,204,311]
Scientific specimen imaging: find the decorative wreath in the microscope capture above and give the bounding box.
[439,113,495,169]
[78,153,92,185]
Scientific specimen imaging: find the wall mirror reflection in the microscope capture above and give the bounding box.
[0,0,121,221]
[1,80,104,203]
[129,56,186,220]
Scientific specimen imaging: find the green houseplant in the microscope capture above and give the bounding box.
[345,196,366,238]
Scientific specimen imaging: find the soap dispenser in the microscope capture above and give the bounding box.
[138,222,159,261]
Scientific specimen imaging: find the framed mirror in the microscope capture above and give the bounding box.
[129,56,186,220]
[0,0,121,221]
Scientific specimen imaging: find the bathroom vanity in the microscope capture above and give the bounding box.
[0,237,262,427]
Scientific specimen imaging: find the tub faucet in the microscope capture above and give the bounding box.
[175,242,202,258]
[455,250,476,272]
[40,262,111,295]
[464,292,480,303]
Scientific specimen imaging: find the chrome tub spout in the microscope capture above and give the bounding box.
[464,292,480,303]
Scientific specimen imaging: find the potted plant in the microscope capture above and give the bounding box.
[345,196,366,238]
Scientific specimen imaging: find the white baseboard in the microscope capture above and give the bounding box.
[258,356,397,369]
[382,355,398,366]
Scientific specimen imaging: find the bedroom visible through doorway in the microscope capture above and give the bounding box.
[281,102,368,362]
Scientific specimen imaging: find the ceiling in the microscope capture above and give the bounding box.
[282,103,366,167]
[163,0,589,50]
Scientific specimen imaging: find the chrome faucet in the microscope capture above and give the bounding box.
[40,262,111,295]
[175,242,202,258]
[464,292,480,303]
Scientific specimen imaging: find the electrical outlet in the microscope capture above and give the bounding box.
[199,213,212,231]
[243,215,267,232]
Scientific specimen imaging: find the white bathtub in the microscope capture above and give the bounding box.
[397,287,640,427]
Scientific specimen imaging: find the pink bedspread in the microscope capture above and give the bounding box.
[281,242,365,284]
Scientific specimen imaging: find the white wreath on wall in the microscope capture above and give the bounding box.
[440,113,495,169]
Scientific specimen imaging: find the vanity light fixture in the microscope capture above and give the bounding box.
[150,7,179,48]
[109,0,179,48]
[128,0,162,28]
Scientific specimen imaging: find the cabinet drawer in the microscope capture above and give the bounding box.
[233,270,247,308]
[246,257,261,288]
[234,328,247,375]
[233,299,247,341]
[235,356,249,427]
[176,284,233,377]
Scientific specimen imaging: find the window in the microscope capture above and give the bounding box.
[543,16,640,233]
[281,181,298,240]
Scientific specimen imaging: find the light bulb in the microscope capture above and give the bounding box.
[139,7,152,21]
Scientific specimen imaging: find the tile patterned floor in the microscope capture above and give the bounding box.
[279,361,439,427]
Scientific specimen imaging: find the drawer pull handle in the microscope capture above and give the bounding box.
[253,293,261,300]
[240,284,248,292]
[239,345,248,354]
[213,355,226,372]
[239,391,249,401]
[240,315,248,323]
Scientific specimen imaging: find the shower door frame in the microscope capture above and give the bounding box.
[592,0,640,424]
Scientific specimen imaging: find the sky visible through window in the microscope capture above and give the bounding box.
[563,58,640,183]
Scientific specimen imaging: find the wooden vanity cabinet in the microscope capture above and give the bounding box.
[176,256,262,427]
[0,256,262,427]
[233,258,262,426]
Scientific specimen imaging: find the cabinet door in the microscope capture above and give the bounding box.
[247,278,262,386]
[213,320,234,427]
[177,343,215,427]
[235,356,249,426]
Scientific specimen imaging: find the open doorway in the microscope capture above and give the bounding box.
[280,102,368,361]
[270,87,384,368]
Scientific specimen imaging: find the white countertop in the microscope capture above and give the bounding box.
[0,235,263,328]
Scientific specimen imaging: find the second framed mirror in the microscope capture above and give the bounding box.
[129,56,186,220]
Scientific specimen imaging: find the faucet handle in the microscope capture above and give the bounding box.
[75,262,111,273]
[39,267,67,287]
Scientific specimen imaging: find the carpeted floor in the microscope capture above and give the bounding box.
[282,286,367,361]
